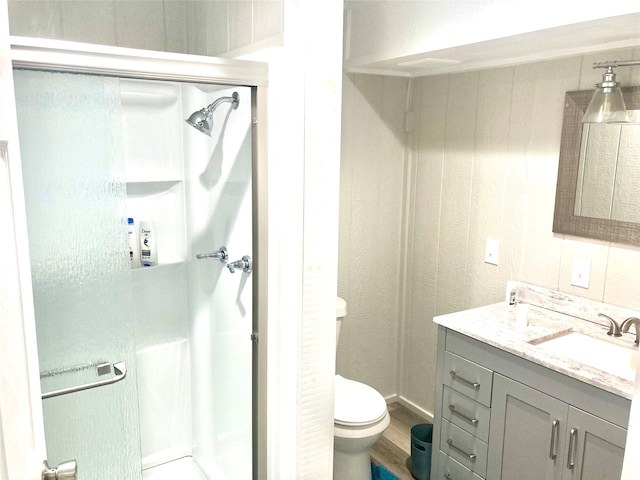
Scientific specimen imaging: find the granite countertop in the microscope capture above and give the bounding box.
[434,301,637,399]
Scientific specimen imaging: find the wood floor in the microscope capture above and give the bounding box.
[370,402,431,480]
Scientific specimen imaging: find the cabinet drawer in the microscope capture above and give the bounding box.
[442,386,490,442]
[444,351,493,407]
[440,419,487,478]
[437,450,484,480]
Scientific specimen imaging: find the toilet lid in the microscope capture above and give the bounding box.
[334,375,387,426]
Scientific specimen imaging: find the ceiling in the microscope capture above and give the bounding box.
[344,12,640,77]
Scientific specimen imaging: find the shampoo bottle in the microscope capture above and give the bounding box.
[139,220,158,267]
[127,218,141,269]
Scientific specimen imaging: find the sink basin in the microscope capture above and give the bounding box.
[536,332,639,382]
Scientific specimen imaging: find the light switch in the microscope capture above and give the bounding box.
[485,238,499,265]
[571,257,591,289]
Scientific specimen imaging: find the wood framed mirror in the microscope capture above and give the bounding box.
[553,86,640,246]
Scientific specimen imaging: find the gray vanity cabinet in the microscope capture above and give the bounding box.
[488,374,626,480]
[487,374,567,479]
[564,407,626,479]
[432,327,630,480]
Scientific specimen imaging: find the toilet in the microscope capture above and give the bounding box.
[334,297,390,480]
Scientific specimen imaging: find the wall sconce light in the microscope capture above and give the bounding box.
[582,60,640,124]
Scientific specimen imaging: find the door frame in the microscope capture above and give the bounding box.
[1,33,268,479]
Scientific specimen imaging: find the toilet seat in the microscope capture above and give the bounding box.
[334,375,387,427]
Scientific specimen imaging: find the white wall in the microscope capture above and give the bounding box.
[0,2,46,477]
[8,0,283,56]
[337,73,407,399]
[338,47,640,418]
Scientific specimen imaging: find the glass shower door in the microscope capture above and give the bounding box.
[13,69,142,478]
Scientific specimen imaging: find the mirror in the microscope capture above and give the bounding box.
[574,122,640,222]
[553,86,640,246]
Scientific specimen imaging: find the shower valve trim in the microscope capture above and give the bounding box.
[196,246,228,263]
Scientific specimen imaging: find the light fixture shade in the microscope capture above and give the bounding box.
[582,87,629,123]
[582,67,629,123]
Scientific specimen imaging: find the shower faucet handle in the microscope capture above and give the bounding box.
[227,255,252,274]
[196,246,228,263]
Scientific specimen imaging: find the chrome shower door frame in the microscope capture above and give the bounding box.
[10,35,269,480]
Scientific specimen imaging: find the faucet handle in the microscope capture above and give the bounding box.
[226,255,252,274]
[196,246,228,263]
[621,317,640,346]
[598,313,622,337]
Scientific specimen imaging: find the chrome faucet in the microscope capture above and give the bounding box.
[598,313,622,337]
[621,317,640,346]
[226,255,253,274]
[196,246,228,263]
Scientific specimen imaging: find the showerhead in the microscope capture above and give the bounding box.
[185,91,239,136]
[185,108,212,135]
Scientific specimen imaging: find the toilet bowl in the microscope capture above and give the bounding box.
[334,297,390,480]
[333,374,390,480]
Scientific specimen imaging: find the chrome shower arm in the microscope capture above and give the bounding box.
[204,91,239,114]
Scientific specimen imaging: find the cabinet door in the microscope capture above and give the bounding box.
[488,374,567,480]
[563,407,626,480]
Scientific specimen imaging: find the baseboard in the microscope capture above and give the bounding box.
[394,395,434,423]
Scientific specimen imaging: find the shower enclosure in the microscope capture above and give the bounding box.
[10,37,267,479]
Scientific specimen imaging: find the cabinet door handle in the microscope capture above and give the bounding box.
[549,419,559,459]
[448,404,479,425]
[449,370,480,390]
[567,428,578,469]
[444,473,454,480]
[446,438,477,462]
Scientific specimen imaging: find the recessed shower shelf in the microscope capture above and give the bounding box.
[126,180,182,197]
[131,261,184,273]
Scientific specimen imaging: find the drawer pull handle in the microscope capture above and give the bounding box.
[567,428,578,469]
[444,474,454,480]
[448,404,479,425]
[449,370,480,390]
[446,438,477,462]
[549,420,559,459]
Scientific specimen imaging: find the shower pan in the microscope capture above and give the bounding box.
[10,37,267,480]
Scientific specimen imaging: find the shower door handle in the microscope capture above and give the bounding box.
[42,459,77,479]
[41,361,127,399]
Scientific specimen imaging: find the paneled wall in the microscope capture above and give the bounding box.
[8,0,282,56]
[338,73,407,398]
[339,47,640,417]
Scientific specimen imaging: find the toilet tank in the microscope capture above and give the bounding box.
[336,297,347,348]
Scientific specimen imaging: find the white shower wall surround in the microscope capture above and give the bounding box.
[184,80,253,479]
[121,78,254,479]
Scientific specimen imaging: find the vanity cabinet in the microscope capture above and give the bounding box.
[488,374,626,480]
[432,327,630,480]
[439,351,493,477]
[563,407,627,479]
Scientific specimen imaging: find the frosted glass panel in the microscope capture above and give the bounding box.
[14,69,142,479]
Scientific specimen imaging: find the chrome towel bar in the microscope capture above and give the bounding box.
[41,361,126,399]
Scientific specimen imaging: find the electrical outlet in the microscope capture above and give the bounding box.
[485,238,499,265]
[571,257,591,289]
